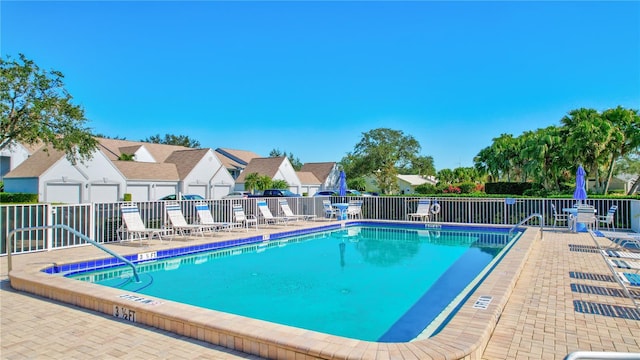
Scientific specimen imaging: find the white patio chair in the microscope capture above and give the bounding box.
[322,200,339,220]
[573,206,597,231]
[598,205,618,231]
[232,204,258,230]
[407,199,431,222]
[550,203,569,229]
[347,200,363,219]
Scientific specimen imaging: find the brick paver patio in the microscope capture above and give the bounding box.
[1,227,639,359]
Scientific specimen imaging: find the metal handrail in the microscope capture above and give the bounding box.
[7,224,140,282]
[564,351,640,360]
[509,213,544,239]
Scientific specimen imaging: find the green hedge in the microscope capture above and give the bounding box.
[485,182,534,195]
[0,192,39,203]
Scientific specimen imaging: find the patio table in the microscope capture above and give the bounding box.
[333,203,349,221]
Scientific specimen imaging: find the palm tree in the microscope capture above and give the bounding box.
[561,108,614,193]
[244,173,261,194]
[601,107,640,194]
[520,126,566,190]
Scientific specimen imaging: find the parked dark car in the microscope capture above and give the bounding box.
[314,189,363,196]
[159,194,205,201]
[249,189,301,197]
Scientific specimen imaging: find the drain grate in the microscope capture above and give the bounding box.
[568,244,599,253]
[573,300,640,320]
[472,295,493,309]
[569,271,616,282]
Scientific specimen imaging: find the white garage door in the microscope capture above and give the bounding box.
[212,184,232,200]
[187,185,207,198]
[127,185,149,202]
[90,184,119,203]
[155,185,177,200]
[46,184,81,204]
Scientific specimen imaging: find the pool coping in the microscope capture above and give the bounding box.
[9,221,540,360]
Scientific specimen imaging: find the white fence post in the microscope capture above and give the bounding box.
[631,200,640,232]
[46,204,54,251]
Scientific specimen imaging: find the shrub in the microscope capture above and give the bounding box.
[123,193,132,201]
[0,192,39,203]
[443,185,461,194]
[415,184,438,194]
[458,182,476,194]
[485,182,534,195]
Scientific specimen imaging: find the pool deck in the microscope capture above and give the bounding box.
[1,222,639,359]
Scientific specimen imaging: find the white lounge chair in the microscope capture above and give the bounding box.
[256,200,290,226]
[607,258,640,273]
[166,202,214,237]
[597,230,640,251]
[279,200,315,221]
[120,204,172,244]
[408,199,431,222]
[195,203,231,232]
[233,204,258,230]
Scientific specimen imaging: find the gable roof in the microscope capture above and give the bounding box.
[112,161,180,181]
[3,147,66,178]
[118,145,144,156]
[299,162,336,183]
[98,138,191,162]
[296,171,321,185]
[20,141,45,154]
[214,148,261,170]
[235,157,286,183]
[164,149,210,178]
[397,174,437,186]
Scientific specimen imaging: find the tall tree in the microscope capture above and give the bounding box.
[242,172,273,192]
[142,134,200,148]
[561,108,614,192]
[1,54,98,163]
[600,107,640,194]
[520,126,568,190]
[244,173,261,194]
[436,168,455,185]
[406,155,436,177]
[348,128,421,194]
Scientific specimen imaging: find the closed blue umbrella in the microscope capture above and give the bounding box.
[573,165,587,203]
[338,171,347,196]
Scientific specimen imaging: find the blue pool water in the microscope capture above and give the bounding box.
[67,224,520,342]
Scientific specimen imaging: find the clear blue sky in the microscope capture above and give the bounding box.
[2,1,639,171]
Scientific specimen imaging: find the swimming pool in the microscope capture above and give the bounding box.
[66,223,521,342]
[11,221,538,359]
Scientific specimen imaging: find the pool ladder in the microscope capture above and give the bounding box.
[7,224,140,282]
[509,213,544,239]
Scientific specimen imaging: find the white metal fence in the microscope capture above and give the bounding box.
[2,197,638,256]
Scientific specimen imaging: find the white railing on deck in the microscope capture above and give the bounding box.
[1,197,638,256]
